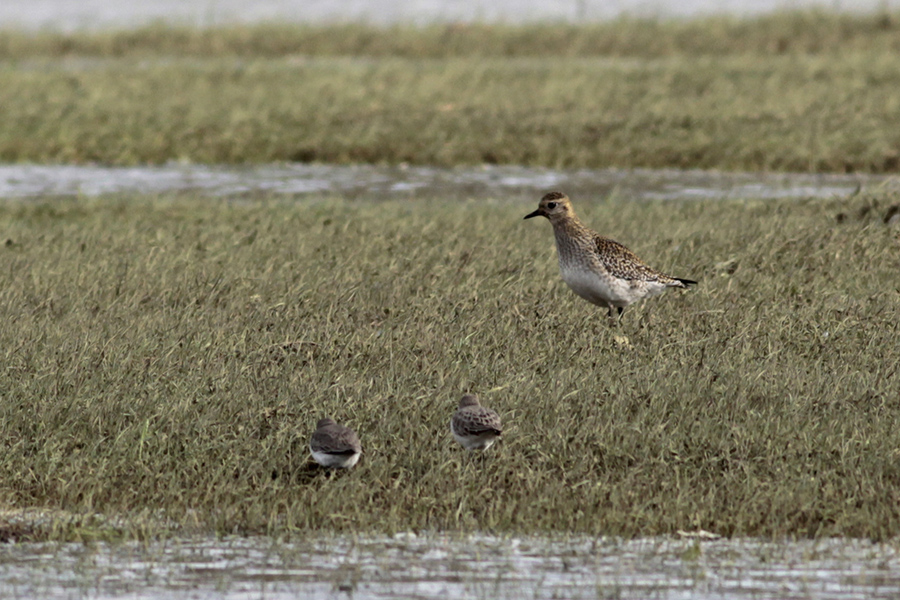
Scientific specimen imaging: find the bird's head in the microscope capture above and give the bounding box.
[524,191,573,222]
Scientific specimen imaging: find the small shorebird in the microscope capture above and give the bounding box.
[309,418,361,469]
[524,191,696,319]
[451,394,502,451]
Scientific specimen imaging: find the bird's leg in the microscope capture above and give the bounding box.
[606,304,622,326]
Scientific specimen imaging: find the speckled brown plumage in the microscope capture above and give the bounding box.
[451,394,502,451]
[525,191,696,318]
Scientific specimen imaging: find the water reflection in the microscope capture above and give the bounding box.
[0,534,898,599]
[0,163,875,203]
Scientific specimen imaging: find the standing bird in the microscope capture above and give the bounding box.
[524,192,696,319]
[309,418,362,469]
[451,394,502,451]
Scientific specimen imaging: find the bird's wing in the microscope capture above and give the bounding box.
[455,409,502,435]
[594,236,669,282]
[311,426,360,454]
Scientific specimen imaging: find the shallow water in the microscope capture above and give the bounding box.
[1,534,899,599]
[0,0,892,30]
[0,163,876,203]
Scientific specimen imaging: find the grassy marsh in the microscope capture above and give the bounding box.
[3,13,900,170]
[0,191,898,540]
[3,53,900,170]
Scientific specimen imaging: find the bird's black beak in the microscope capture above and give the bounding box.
[523,209,544,220]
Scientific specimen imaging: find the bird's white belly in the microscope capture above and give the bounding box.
[560,265,624,306]
[311,449,360,468]
[452,429,498,451]
[560,264,666,307]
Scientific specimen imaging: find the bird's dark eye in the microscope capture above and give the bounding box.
[547,202,557,210]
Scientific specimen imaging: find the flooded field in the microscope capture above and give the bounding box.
[0,534,899,599]
[0,163,877,203]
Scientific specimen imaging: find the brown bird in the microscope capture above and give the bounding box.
[525,191,696,319]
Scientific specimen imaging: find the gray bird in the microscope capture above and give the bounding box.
[451,394,502,451]
[309,418,361,468]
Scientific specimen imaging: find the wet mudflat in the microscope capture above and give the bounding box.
[0,534,898,599]
[0,163,875,203]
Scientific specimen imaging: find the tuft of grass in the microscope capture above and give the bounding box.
[0,192,898,540]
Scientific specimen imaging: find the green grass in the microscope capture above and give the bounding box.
[3,52,900,170]
[1,191,899,540]
[3,13,900,170]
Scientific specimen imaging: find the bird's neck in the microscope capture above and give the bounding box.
[551,215,592,251]
[553,215,594,264]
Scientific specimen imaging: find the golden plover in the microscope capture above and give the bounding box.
[451,394,502,451]
[525,191,696,319]
[309,418,361,469]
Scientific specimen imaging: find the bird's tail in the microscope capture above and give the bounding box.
[675,277,698,287]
